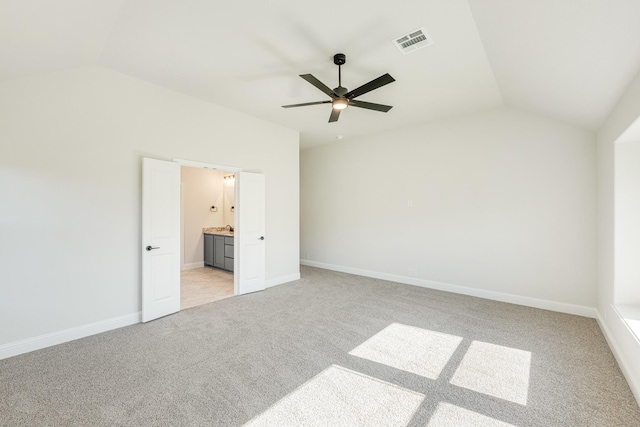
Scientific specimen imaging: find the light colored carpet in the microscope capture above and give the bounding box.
[1,266,639,426]
[181,267,234,310]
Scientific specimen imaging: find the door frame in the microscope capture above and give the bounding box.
[174,158,241,295]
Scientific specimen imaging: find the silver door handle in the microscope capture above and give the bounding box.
[146,245,160,251]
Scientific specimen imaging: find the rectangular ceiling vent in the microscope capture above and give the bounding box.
[393,27,433,55]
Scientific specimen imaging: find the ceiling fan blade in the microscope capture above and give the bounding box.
[345,73,395,99]
[328,108,341,123]
[282,100,331,108]
[349,100,393,112]
[300,74,337,98]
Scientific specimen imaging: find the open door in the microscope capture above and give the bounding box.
[236,171,266,295]
[142,158,180,322]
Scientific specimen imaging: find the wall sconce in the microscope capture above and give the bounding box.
[231,206,235,212]
[210,205,218,212]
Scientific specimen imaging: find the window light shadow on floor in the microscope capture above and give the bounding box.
[243,365,424,427]
[245,323,532,426]
[348,323,463,379]
[427,402,516,427]
[450,341,531,405]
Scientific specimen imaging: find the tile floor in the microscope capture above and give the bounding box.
[180,267,234,310]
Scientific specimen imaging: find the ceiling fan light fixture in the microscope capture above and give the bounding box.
[332,98,349,110]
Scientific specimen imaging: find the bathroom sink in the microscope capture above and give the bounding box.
[202,227,234,236]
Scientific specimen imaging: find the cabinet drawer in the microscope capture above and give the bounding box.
[224,244,234,258]
[224,257,234,271]
[225,236,234,245]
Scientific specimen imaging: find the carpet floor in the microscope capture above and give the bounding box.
[1,266,639,426]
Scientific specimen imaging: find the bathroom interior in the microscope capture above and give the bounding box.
[180,165,235,310]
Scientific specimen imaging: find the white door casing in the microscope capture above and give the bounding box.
[142,158,181,322]
[236,171,266,295]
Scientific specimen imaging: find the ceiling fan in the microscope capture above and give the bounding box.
[282,53,395,123]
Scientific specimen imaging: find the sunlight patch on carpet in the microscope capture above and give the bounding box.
[450,341,531,405]
[428,402,516,427]
[243,365,424,427]
[348,323,463,379]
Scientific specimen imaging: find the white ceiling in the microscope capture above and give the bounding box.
[467,0,640,132]
[2,0,640,149]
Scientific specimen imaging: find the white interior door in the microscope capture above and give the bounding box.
[237,171,266,295]
[142,158,180,322]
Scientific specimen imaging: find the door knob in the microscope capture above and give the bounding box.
[259,236,264,240]
[146,245,160,251]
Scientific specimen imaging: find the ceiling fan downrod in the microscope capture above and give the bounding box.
[334,53,346,89]
[332,53,348,108]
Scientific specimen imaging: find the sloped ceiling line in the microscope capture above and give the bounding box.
[2,0,640,148]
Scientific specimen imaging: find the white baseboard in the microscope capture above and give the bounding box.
[596,308,640,406]
[300,260,596,318]
[0,312,141,361]
[0,270,302,360]
[266,272,301,288]
[181,261,205,271]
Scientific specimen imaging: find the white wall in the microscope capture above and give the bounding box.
[181,167,224,269]
[0,66,299,352]
[223,175,235,227]
[301,106,596,308]
[596,69,640,401]
[614,140,640,305]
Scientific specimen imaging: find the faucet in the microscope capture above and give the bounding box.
[226,225,234,232]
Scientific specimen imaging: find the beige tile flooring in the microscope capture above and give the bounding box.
[180,267,234,310]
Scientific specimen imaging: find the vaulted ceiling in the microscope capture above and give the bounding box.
[2,0,640,149]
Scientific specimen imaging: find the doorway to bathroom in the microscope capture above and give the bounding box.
[180,165,236,310]
[142,157,265,322]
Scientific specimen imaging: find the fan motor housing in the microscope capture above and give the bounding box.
[333,86,348,96]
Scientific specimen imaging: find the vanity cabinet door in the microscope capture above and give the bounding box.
[204,234,214,266]
[213,235,225,268]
